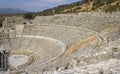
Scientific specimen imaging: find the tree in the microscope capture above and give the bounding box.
[23,13,35,20]
[106,0,114,4]
[81,0,89,3]
[93,0,104,8]
[0,20,3,27]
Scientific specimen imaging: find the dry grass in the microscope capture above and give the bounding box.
[100,27,118,36]
[63,35,96,57]
[63,26,118,57]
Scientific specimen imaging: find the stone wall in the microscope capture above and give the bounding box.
[1,12,120,74]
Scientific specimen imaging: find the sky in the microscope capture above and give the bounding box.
[0,0,80,12]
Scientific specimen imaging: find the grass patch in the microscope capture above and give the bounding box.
[111,47,118,52]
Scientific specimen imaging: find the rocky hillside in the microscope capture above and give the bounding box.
[0,0,120,27]
[38,0,120,15]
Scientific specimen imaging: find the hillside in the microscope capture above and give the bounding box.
[0,0,120,24]
[38,0,120,15]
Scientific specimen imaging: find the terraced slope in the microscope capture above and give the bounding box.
[0,12,120,74]
[27,12,120,74]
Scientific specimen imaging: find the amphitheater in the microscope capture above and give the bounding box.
[0,12,120,74]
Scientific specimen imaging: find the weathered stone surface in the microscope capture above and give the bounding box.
[0,12,120,74]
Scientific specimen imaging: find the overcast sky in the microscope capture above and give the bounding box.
[0,0,80,12]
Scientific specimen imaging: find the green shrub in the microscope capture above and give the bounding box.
[0,20,3,27]
[81,0,89,3]
[105,4,120,12]
[23,13,35,19]
[111,47,118,52]
[93,0,105,8]
[106,0,116,4]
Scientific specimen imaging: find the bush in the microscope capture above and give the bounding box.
[111,47,118,52]
[106,0,116,4]
[81,0,89,3]
[93,0,105,8]
[105,4,120,12]
[0,20,3,27]
[23,13,35,20]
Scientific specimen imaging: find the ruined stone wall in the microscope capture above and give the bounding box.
[1,12,120,74]
[32,12,120,27]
